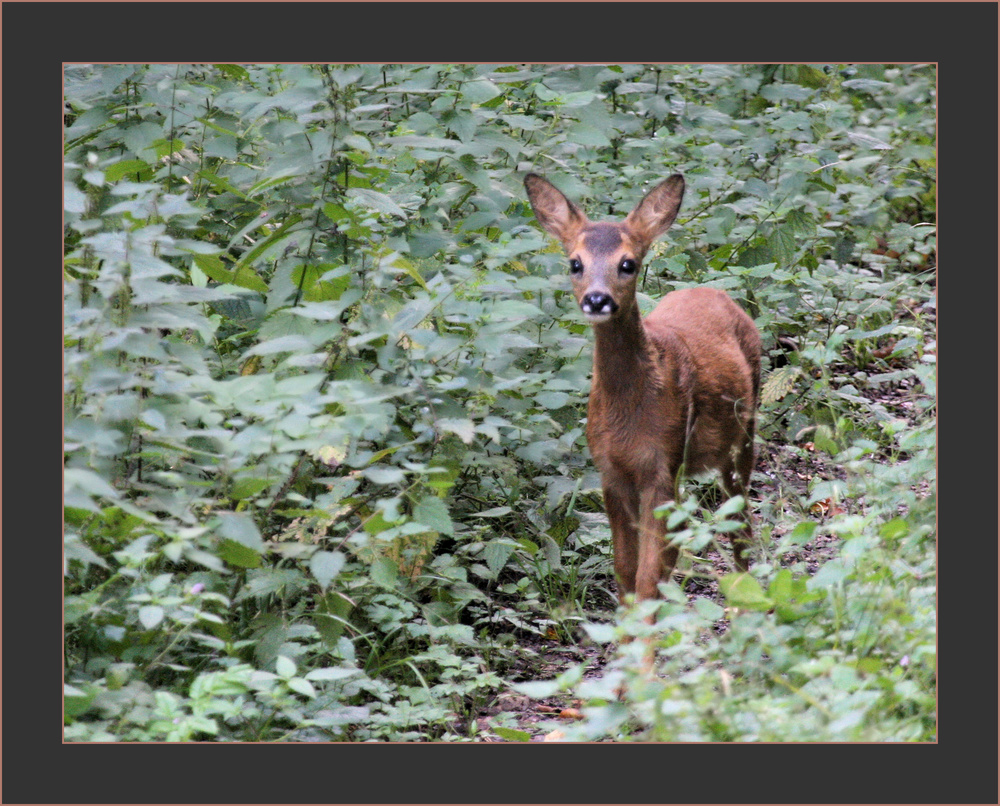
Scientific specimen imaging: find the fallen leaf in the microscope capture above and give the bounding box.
[543,729,566,742]
[872,341,896,359]
[810,498,846,517]
[810,498,830,515]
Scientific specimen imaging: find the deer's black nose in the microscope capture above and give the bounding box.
[580,292,617,316]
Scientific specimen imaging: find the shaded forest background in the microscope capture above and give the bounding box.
[64,63,936,741]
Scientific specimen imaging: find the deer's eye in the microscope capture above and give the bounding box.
[619,258,638,275]
[569,258,583,275]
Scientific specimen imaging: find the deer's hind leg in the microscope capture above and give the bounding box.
[720,419,756,571]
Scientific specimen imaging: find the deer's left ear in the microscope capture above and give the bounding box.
[624,174,684,246]
[525,174,588,249]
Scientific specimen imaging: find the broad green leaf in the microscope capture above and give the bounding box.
[243,335,313,357]
[541,536,562,570]
[567,124,611,148]
[216,512,263,551]
[693,597,725,621]
[291,264,351,302]
[851,322,899,340]
[391,256,429,292]
[347,187,406,218]
[309,551,346,591]
[138,605,165,629]
[716,495,747,519]
[229,266,269,294]
[392,298,434,333]
[742,178,770,198]
[247,170,299,198]
[64,468,120,502]
[412,496,454,537]
[193,253,234,284]
[105,159,152,182]
[437,417,475,445]
[370,558,398,589]
[808,558,852,589]
[64,536,110,570]
[196,170,252,201]
[472,506,512,518]
[462,79,501,104]
[64,685,96,720]
[490,299,544,321]
[230,477,273,500]
[718,572,771,611]
[96,64,136,93]
[535,391,570,410]
[582,622,616,644]
[343,133,372,153]
[228,213,303,288]
[769,569,825,623]
[362,465,406,485]
[517,537,538,557]
[287,677,317,698]
[834,234,857,265]
[770,226,798,267]
[313,591,354,645]
[879,518,909,541]
[152,138,185,159]
[217,539,261,569]
[365,444,406,464]
[546,515,579,544]
[213,64,250,81]
[493,726,532,742]
[761,366,802,405]
[64,182,88,214]
[483,540,516,576]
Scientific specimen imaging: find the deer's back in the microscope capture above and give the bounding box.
[644,287,761,475]
[645,287,760,398]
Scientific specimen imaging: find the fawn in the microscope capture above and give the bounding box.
[524,173,761,603]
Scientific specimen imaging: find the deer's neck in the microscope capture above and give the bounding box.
[591,307,656,400]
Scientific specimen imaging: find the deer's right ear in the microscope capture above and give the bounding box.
[524,174,586,247]
[624,174,685,247]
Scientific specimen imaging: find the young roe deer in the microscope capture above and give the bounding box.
[524,173,762,604]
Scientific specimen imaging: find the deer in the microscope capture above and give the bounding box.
[524,172,761,606]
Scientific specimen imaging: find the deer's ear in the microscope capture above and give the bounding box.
[525,174,588,247]
[624,174,685,247]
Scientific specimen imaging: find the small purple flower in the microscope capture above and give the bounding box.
[189,583,206,595]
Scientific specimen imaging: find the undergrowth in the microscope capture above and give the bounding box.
[64,63,935,742]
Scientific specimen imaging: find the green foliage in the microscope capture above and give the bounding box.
[64,63,935,741]
[524,439,936,742]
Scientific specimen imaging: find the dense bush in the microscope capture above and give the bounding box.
[64,63,935,741]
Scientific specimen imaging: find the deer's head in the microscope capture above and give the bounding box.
[525,174,685,324]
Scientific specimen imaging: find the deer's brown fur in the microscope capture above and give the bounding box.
[525,173,761,602]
